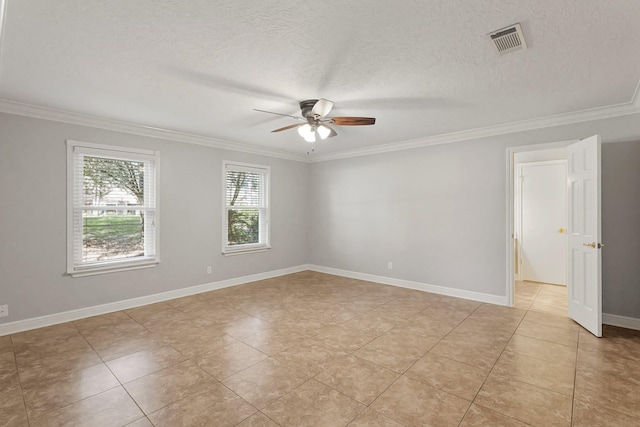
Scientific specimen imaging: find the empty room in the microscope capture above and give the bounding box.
[1,1,640,426]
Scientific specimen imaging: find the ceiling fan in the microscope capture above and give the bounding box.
[254,98,376,143]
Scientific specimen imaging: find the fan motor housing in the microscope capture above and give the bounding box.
[299,99,319,118]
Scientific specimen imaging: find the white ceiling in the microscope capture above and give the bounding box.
[1,0,640,158]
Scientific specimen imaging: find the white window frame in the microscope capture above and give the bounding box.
[222,161,270,255]
[66,140,160,277]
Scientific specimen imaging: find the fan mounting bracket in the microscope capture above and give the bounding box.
[299,99,319,119]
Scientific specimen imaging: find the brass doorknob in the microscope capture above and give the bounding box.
[558,228,566,233]
[583,242,596,249]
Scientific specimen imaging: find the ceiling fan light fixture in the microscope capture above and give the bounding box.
[297,123,312,138]
[317,125,331,140]
[304,132,316,143]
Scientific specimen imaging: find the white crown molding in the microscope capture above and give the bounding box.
[1,79,640,164]
[0,99,308,162]
[310,97,640,162]
[0,265,309,336]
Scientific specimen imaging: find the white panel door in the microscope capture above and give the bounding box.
[568,135,602,337]
[520,161,568,285]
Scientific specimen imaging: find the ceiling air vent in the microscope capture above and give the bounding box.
[488,23,527,55]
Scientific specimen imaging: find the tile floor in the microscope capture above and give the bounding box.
[1,271,639,426]
[514,280,569,316]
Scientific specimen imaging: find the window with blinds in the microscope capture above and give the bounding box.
[66,140,160,276]
[223,161,270,254]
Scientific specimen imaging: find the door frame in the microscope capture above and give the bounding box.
[515,159,568,284]
[505,140,578,307]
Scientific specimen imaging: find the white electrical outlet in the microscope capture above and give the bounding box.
[387,262,393,270]
[0,305,8,318]
[207,266,212,274]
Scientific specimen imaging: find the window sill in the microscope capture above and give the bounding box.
[222,246,271,256]
[68,260,159,277]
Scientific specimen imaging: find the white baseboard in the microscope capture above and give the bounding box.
[0,265,308,336]
[602,313,640,331]
[307,265,509,306]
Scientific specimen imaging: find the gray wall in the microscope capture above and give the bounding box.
[0,113,310,324]
[2,111,639,325]
[309,114,640,318]
[602,140,640,317]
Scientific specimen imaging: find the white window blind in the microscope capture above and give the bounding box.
[223,161,270,254]
[67,140,160,276]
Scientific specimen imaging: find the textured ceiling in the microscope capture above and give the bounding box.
[1,0,640,157]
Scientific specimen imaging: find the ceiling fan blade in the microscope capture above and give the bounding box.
[331,117,376,126]
[271,123,302,133]
[254,109,305,121]
[311,98,334,117]
[325,125,338,138]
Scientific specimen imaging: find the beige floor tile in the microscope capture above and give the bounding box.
[161,327,236,359]
[29,387,143,427]
[272,340,350,377]
[523,310,579,331]
[123,360,216,414]
[429,331,507,370]
[315,355,400,405]
[460,404,529,426]
[475,374,572,426]
[235,412,279,427]
[88,330,167,362]
[0,387,29,427]
[79,319,148,344]
[577,347,640,380]
[22,364,119,419]
[125,307,194,332]
[342,314,397,336]
[505,334,577,365]
[125,417,154,427]
[13,333,92,367]
[0,347,19,393]
[405,353,489,401]
[371,375,470,426]
[574,366,640,417]
[366,303,424,322]
[241,329,307,356]
[9,272,640,426]
[218,316,272,339]
[222,358,310,409]
[513,299,532,310]
[354,330,439,373]
[17,346,102,389]
[0,335,12,350]
[148,382,256,427]
[106,345,186,383]
[492,350,575,396]
[11,323,78,345]
[578,326,640,362]
[347,408,404,427]
[124,302,175,323]
[313,324,379,353]
[263,379,365,427]
[529,300,568,317]
[73,311,138,332]
[194,340,268,380]
[515,320,579,346]
[572,399,640,427]
[514,281,541,301]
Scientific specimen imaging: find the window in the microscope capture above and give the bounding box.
[223,161,270,254]
[67,140,159,276]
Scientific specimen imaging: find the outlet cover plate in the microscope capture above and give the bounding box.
[0,305,8,317]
